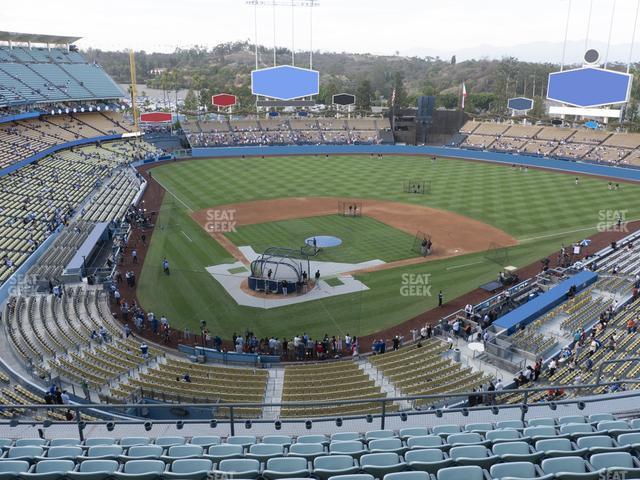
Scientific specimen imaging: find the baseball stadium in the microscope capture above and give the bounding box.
[1,0,640,478]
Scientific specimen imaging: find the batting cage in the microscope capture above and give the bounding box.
[485,242,511,266]
[338,201,363,217]
[411,231,433,256]
[402,179,431,195]
[249,247,311,294]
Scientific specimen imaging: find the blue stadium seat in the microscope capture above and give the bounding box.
[383,471,429,480]
[85,446,122,460]
[19,459,74,480]
[327,475,373,480]
[617,432,640,450]
[82,439,115,448]
[67,459,119,480]
[404,449,452,474]
[496,420,524,430]
[215,458,262,478]
[120,445,163,461]
[3,447,44,462]
[313,455,359,480]
[576,435,628,454]
[436,465,484,480]
[154,436,185,448]
[48,439,79,448]
[226,436,257,449]
[527,418,556,427]
[405,436,444,450]
[262,436,293,448]
[535,438,587,458]
[368,439,405,455]
[297,435,328,446]
[288,443,325,460]
[558,416,587,425]
[14,441,46,448]
[398,429,429,440]
[41,447,82,461]
[522,426,559,441]
[540,457,598,480]
[588,414,615,424]
[446,433,488,447]
[432,425,461,437]
[492,441,544,463]
[189,436,221,448]
[590,452,640,478]
[112,459,165,480]
[464,423,493,433]
[164,458,213,480]
[559,423,595,437]
[246,444,285,462]
[0,460,29,479]
[449,445,498,469]
[119,438,150,448]
[162,445,203,461]
[263,457,310,479]
[206,444,244,463]
[365,431,395,442]
[485,429,521,443]
[597,421,631,434]
[329,441,367,459]
[359,453,406,478]
[330,433,362,443]
[490,461,553,480]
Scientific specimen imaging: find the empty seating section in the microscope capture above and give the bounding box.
[281,362,387,418]
[183,117,390,147]
[0,139,146,286]
[0,418,636,479]
[108,358,267,417]
[0,46,123,105]
[459,120,640,165]
[4,288,158,390]
[0,112,133,171]
[367,339,486,406]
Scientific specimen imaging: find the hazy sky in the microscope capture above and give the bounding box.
[4,0,640,62]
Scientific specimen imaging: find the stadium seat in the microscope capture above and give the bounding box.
[214,459,261,479]
[297,435,328,446]
[329,441,367,459]
[576,435,628,454]
[485,429,521,443]
[588,414,615,424]
[313,455,359,480]
[83,439,115,448]
[0,460,29,479]
[403,449,452,474]
[41,447,82,461]
[206,444,245,463]
[535,438,587,458]
[449,445,498,469]
[19,459,74,480]
[14,441,46,448]
[327,475,373,480]
[67,459,119,480]
[464,423,493,433]
[154,436,186,448]
[119,438,150,448]
[398,429,428,440]
[490,461,553,480]
[359,453,406,478]
[262,457,310,479]
[540,457,598,480]
[597,421,631,434]
[262,436,293,448]
[383,472,429,480]
[406,436,444,450]
[431,425,461,437]
[162,445,204,461]
[226,436,257,449]
[331,433,362,443]
[496,421,524,429]
[0,440,13,451]
[368,439,405,455]
[558,416,587,425]
[288,443,325,460]
[630,419,640,430]
[492,441,544,463]
[3,447,44,462]
[617,432,640,450]
[446,433,488,447]
[189,436,221,448]
[522,426,559,441]
[590,452,640,478]
[436,465,484,480]
[365,431,395,442]
[559,423,595,437]
[164,458,213,480]
[112,459,166,480]
[48,440,79,448]
[527,419,555,427]
[85,446,123,460]
[120,445,163,461]
[246,444,285,462]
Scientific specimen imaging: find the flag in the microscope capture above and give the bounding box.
[461,82,467,110]
[391,88,396,107]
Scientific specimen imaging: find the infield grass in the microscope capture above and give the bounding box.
[136,155,640,339]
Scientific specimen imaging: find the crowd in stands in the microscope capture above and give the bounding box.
[460,121,640,167]
[183,117,388,148]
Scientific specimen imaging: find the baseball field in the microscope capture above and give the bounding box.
[136,155,640,339]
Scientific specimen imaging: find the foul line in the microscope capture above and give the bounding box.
[520,218,640,243]
[181,231,193,242]
[153,176,195,213]
[446,261,483,271]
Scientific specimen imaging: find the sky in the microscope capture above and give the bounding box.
[4,0,640,63]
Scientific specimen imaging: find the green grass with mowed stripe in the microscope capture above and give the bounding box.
[136,155,640,339]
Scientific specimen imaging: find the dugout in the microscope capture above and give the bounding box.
[249,247,311,294]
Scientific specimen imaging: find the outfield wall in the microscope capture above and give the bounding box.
[190,145,640,182]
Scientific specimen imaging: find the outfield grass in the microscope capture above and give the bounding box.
[225,214,418,263]
[136,155,640,339]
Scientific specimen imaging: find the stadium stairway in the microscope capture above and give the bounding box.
[262,370,284,420]
[357,358,413,410]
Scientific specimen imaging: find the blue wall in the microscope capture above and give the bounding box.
[189,145,640,182]
[0,111,40,124]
